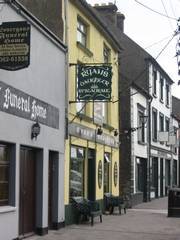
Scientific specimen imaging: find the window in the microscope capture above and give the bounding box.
[153,69,157,96]
[104,153,111,193]
[159,113,164,132]
[152,108,157,141]
[103,45,111,63]
[77,18,87,47]
[102,102,108,124]
[102,44,111,124]
[166,84,170,106]
[159,113,164,144]
[137,107,145,143]
[160,77,164,101]
[0,144,10,206]
[165,118,169,132]
[165,118,170,146]
[70,146,85,197]
[173,160,177,186]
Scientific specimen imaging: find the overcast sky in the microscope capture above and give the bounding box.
[87,0,180,98]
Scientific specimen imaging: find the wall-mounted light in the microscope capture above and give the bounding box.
[140,115,148,125]
[97,126,103,135]
[114,129,119,136]
[31,121,41,140]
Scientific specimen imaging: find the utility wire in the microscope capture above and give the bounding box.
[113,33,176,103]
[134,0,178,21]
[155,33,176,59]
[161,0,174,30]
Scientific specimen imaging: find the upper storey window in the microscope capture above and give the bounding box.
[166,83,170,107]
[77,18,87,47]
[103,44,111,63]
[160,76,164,102]
[153,68,157,96]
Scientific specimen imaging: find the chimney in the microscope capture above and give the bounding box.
[93,3,118,27]
[94,3,125,32]
[117,12,125,32]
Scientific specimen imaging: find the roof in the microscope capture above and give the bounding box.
[172,96,180,121]
[9,0,67,52]
[93,4,174,90]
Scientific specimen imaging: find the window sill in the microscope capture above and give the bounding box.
[103,123,114,131]
[166,104,170,109]
[138,141,146,145]
[160,99,164,104]
[77,42,93,57]
[0,206,16,214]
[77,113,93,122]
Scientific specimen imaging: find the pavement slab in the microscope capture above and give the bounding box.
[28,197,180,240]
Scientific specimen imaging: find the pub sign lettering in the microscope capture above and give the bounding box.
[77,65,112,101]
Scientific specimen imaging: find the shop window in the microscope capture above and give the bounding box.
[77,18,88,48]
[104,153,111,193]
[0,144,15,206]
[70,146,84,198]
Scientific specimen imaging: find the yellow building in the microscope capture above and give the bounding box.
[65,0,121,224]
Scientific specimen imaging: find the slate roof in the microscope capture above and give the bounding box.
[93,4,174,92]
[172,96,180,121]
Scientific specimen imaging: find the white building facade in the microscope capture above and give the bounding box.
[0,1,66,239]
[148,60,175,198]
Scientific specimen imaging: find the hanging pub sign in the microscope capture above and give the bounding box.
[0,21,30,71]
[77,65,112,101]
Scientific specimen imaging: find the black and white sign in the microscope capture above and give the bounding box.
[0,21,30,70]
[0,81,59,129]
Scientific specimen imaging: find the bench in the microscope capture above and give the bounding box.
[71,197,102,226]
[104,193,126,215]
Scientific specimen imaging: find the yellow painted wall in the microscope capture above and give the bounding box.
[64,1,119,205]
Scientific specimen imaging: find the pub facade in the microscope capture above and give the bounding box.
[0,1,66,239]
[64,0,121,224]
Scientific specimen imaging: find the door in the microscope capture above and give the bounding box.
[137,158,147,201]
[152,158,158,198]
[160,158,164,197]
[19,147,36,237]
[88,149,96,201]
[48,153,54,229]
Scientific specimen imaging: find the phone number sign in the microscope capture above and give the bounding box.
[0,21,30,71]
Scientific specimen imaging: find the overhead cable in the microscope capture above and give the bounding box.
[134,0,178,21]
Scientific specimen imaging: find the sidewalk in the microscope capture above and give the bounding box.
[29,197,180,240]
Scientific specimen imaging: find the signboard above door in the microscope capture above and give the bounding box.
[0,21,30,70]
[77,65,112,101]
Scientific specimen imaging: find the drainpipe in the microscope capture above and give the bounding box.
[147,96,152,201]
[64,0,69,139]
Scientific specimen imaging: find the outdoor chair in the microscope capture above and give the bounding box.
[71,197,102,226]
[104,193,126,215]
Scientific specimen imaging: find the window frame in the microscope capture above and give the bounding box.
[160,76,164,102]
[77,17,88,48]
[69,145,85,198]
[153,68,157,96]
[152,108,158,142]
[137,104,146,144]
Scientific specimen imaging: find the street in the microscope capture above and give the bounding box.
[29,197,180,240]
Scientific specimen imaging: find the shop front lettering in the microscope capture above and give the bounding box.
[0,81,59,129]
[3,87,30,112]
